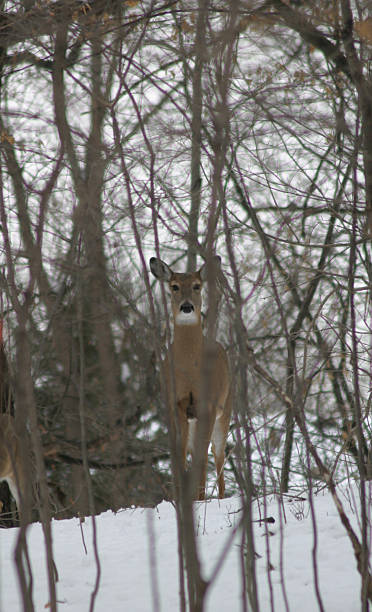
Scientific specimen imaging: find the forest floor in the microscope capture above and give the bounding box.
[0,481,365,611]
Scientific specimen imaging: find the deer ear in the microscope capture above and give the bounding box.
[199,255,221,281]
[150,257,173,281]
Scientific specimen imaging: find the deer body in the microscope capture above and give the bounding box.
[150,256,232,500]
[0,413,22,510]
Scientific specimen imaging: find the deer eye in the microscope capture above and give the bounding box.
[171,284,180,292]
[193,284,201,291]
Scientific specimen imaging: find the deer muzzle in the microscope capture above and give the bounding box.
[180,301,194,314]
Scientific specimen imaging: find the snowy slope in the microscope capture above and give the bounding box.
[0,487,364,611]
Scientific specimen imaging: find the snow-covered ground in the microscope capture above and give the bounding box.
[0,485,365,611]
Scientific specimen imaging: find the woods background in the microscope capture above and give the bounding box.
[0,1,371,610]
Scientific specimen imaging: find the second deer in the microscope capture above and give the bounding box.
[150,255,232,500]
[0,413,23,513]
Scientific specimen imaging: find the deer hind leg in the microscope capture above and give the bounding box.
[6,476,20,509]
[211,417,229,499]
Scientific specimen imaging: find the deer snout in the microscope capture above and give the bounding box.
[180,301,194,313]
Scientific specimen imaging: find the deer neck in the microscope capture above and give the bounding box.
[173,319,203,358]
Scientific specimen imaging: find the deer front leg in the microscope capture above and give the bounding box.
[197,449,209,501]
[193,411,215,500]
[176,396,193,470]
[167,399,190,500]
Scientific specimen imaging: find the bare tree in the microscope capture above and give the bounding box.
[0,1,372,610]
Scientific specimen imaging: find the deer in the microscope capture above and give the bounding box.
[0,413,23,513]
[150,255,232,500]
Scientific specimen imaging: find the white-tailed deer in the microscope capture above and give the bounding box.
[0,413,23,512]
[150,255,232,500]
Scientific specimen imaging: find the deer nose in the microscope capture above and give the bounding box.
[180,301,194,313]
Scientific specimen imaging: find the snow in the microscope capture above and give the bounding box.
[0,486,365,611]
